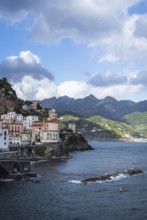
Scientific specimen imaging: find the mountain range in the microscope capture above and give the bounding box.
[1,78,147,139]
[39,94,147,120]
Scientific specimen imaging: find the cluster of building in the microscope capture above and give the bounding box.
[0,109,62,150]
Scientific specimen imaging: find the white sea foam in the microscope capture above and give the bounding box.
[31,159,47,165]
[69,173,128,184]
[109,173,127,182]
[69,180,82,184]
[0,178,14,183]
[96,174,127,183]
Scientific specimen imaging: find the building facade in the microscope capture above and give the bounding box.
[0,122,9,150]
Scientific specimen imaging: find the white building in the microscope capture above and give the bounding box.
[0,122,9,150]
[9,132,31,146]
[1,112,23,122]
[68,123,76,132]
[21,133,31,145]
[40,119,60,143]
[1,114,7,120]
[23,115,39,129]
[1,112,16,120]
[49,109,57,119]
[16,114,24,122]
[6,112,16,120]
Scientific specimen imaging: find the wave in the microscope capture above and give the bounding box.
[0,178,14,183]
[69,180,82,184]
[104,173,127,182]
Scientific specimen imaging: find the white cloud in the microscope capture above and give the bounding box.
[57,81,90,98]
[0,0,140,44]
[13,75,57,100]
[0,50,54,82]
[1,0,147,102]
[13,78,90,100]
[0,0,146,66]
[103,14,147,62]
[98,54,119,63]
[19,51,40,64]
[12,74,146,102]
[90,84,143,101]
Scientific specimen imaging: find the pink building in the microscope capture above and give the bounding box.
[8,123,24,133]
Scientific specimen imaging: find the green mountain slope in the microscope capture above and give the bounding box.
[123,112,147,137]
[59,114,139,140]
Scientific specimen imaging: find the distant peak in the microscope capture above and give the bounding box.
[85,94,97,100]
[104,96,117,102]
[58,96,75,102]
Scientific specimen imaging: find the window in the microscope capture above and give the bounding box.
[53,133,56,140]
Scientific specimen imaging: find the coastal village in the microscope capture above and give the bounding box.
[0,102,76,151]
[0,100,91,179]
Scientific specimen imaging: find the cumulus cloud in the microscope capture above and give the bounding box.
[88,71,127,87]
[0,0,140,43]
[95,14,147,63]
[1,1,147,102]
[13,75,57,100]
[90,84,143,101]
[9,73,147,102]
[57,81,90,99]
[0,51,54,82]
[0,0,146,63]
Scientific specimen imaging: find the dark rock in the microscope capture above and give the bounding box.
[31,134,92,160]
[124,169,143,175]
[81,169,143,183]
[65,133,93,152]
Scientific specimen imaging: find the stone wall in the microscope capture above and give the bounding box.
[0,151,18,160]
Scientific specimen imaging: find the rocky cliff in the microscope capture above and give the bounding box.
[0,78,18,114]
[31,134,92,160]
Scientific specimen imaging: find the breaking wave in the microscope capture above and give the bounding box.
[69,180,82,184]
[0,178,14,183]
[69,173,128,184]
[104,173,127,182]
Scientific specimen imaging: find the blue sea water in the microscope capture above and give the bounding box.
[0,141,147,220]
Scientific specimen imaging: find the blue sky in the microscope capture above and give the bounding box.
[0,0,147,101]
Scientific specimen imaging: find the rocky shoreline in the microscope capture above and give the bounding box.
[31,133,93,160]
[9,133,93,161]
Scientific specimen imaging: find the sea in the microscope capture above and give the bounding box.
[0,141,147,220]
